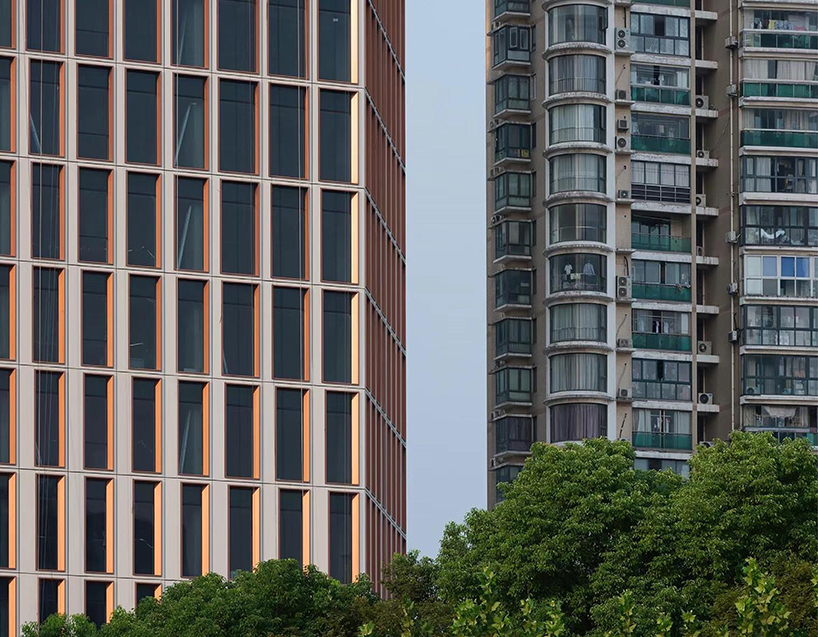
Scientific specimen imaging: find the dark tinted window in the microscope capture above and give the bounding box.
[318,0,350,81]
[0,371,10,463]
[30,61,61,155]
[181,484,203,577]
[133,482,156,575]
[272,187,307,279]
[124,0,157,62]
[178,280,205,373]
[85,478,108,572]
[321,191,352,282]
[276,388,302,481]
[323,291,352,383]
[222,283,255,376]
[85,581,108,628]
[320,91,351,182]
[279,490,302,563]
[0,475,9,567]
[83,375,109,469]
[132,379,158,472]
[0,578,8,637]
[33,268,60,363]
[226,385,254,478]
[326,393,352,484]
[31,164,61,258]
[37,475,60,569]
[270,85,306,178]
[36,371,61,467]
[126,71,158,164]
[0,268,8,359]
[0,163,9,256]
[221,182,256,275]
[127,173,158,267]
[273,287,305,379]
[76,0,109,57]
[173,0,205,66]
[82,271,108,366]
[178,381,204,475]
[27,0,61,52]
[176,177,206,271]
[78,66,110,160]
[220,80,256,173]
[38,579,61,622]
[219,0,256,72]
[129,276,158,370]
[269,0,306,78]
[79,168,109,263]
[329,492,353,583]
[174,76,206,169]
[135,584,157,605]
[0,60,11,151]
[0,1,11,47]
[229,487,253,577]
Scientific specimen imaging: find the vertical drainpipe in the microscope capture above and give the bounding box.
[729,0,738,432]
[690,5,699,446]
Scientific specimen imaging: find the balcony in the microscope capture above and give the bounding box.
[632,431,693,450]
[741,30,818,51]
[741,82,818,100]
[494,0,531,17]
[632,184,691,204]
[741,130,818,150]
[631,86,690,106]
[632,332,692,351]
[631,135,691,154]
[633,282,692,302]
[634,0,690,6]
[632,233,692,253]
[744,429,818,446]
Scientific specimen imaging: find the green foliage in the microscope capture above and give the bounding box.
[23,614,99,637]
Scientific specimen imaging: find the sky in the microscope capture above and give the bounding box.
[405,0,488,557]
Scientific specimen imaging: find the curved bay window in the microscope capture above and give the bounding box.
[743,305,818,347]
[743,354,818,396]
[741,156,818,194]
[496,318,534,357]
[632,161,690,204]
[632,359,692,401]
[550,403,606,442]
[742,206,818,247]
[495,269,533,308]
[550,353,607,393]
[632,113,690,154]
[631,14,690,56]
[550,253,606,293]
[548,55,606,95]
[549,154,606,194]
[496,367,534,405]
[548,5,607,46]
[633,409,692,451]
[495,416,533,453]
[549,203,606,244]
[495,171,534,210]
[550,303,607,343]
[495,220,533,260]
[744,255,818,298]
[549,104,606,145]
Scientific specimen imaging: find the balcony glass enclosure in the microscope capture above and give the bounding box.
[549,253,607,293]
[549,203,607,244]
[630,64,690,105]
[548,55,606,95]
[548,5,607,45]
[549,154,606,194]
[742,206,818,247]
[549,104,606,145]
[550,302,607,343]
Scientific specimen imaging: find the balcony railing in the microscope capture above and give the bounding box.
[496,193,531,210]
[496,389,532,405]
[495,0,531,16]
[741,30,818,50]
[495,146,532,163]
[633,282,692,302]
[631,86,691,106]
[496,242,532,260]
[745,429,818,446]
[634,0,690,6]
[550,77,606,96]
[550,226,607,244]
[741,130,818,150]
[552,274,607,294]
[632,184,691,204]
[632,332,692,351]
[632,233,692,253]
[741,82,818,99]
[496,96,531,114]
[551,326,607,343]
[496,339,533,357]
[632,431,693,450]
[631,135,691,154]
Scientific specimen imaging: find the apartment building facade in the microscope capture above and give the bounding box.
[0,0,406,631]
[486,0,817,505]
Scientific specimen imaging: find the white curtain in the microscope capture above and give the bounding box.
[551,353,606,392]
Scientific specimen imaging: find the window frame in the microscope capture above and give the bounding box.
[177,278,209,375]
[75,0,113,59]
[0,57,17,153]
[77,168,113,264]
[218,79,259,175]
[0,264,16,360]
[36,474,65,571]
[220,180,259,276]
[173,74,209,170]
[81,270,113,368]
[180,482,210,578]
[31,163,65,260]
[32,267,64,364]
[29,61,64,157]
[325,392,358,486]
[122,0,161,64]
[0,473,16,568]
[0,369,17,465]
[174,176,209,273]
[177,381,209,476]
[271,185,309,280]
[84,476,113,573]
[132,480,161,576]
[125,71,161,166]
[26,0,64,53]
[172,0,209,69]
[221,282,259,378]
[126,172,162,269]
[128,275,162,371]
[0,0,15,49]
[227,485,259,578]
[131,378,162,474]
[83,374,113,471]
[224,383,259,480]
[217,0,259,74]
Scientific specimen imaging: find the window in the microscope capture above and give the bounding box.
[548,203,606,244]
[631,160,690,203]
[126,71,158,164]
[219,0,256,72]
[744,255,818,298]
[549,104,605,144]
[270,85,306,178]
[495,269,532,307]
[743,305,818,347]
[742,156,818,194]
[0,474,12,567]
[742,206,818,247]
[181,484,204,577]
[743,405,817,437]
[0,59,12,152]
[133,481,158,575]
[129,276,159,370]
[494,416,533,453]
[550,303,606,343]
[229,487,255,576]
[549,5,606,45]
[549,154,606,194]
[495,318,533,356]
[84,375,110,469]
[632,113,690,154]
[222,283,256,376]
[495,220,532,259]
[634,457,689,477]
[492,24,533,66]
[494,74,530,114]
[322,191,352,282]
[272,187,307,279]
[85,478,108,572]
[273,287,306,380]
[79,169,110,263]
[494,465,522,502]
[494,122,533,162]
[0,370,12,463]
[276,388,304,481]
[495,171,533,210]
[326,393,353,484]
[31,164,62,258]
[324,291,353,383]
[0,578,11,637]
[127,173,159,267]
[176,178,206,271]
[37,475,61,569]
[549,253,606,293]
[173,0,206,67]
[27,0,61,52]
[220,80,256,174]
[279,490,303,563]
[33,267,61,363]
[631,216,690,253]
[329,493,353,583]
[226,385,256,478]
[319,0,351,81]
[78,66,110,159]
[632,309,691,351]
[633,409,692,450]
[178,382,205,475]
[631,14,690,56]
[632,260,692,300]
[550,403,606,442]
[221,182,256,275]
[630,64,690,105]
[136,584,159,605]
[495,367,533,404]
[76,0,109,57]
[632,359,692,401]
[0,0,10,47]
[30,62,62,156]
[548,55,605,95]
[744,355,818,396]
[124,0,157,62]
[132,379,159,472]
[0,268,8,360]
[320,91,352,182]
[269,0,306,78]
[174,76,206,169]
[82,271,109,366]
[551,353,606,393]
[178,280,206,373]
[36,372,62,467]
[85,581,110,628]
[38,579,62,621]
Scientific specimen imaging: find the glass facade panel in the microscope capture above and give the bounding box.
[78,66,109,160]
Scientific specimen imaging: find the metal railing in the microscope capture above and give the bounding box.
[633,282,692,302]
[632,431,693,450]
[631,85,691,105]
[632,233,692,252]
[631,135,691,154]
[742,30,818,50]
[741,130,818,149]
[632,332,692,351]
[741,82,818,99]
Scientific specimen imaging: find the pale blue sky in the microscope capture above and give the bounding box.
[406,0,488,557]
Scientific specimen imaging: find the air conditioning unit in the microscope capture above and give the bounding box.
[726,84,738,97]
[617,388,633,401]
[724,35,739,49]
[490,214,506,226]
[617,118,629,132]
[695,194,706,207]
[615,28,632,51]
[698,392,713,405]
[696,246,705,257]
[727,282,738,295]
[725,230,738,244]
[616,136,630,151]
[697,149,710,160]
[491,21,503,33]
[615,88,629,101]
[698,340,713,355]
[617,338,633,349]
[489,457,499,469]
[695,95,709,109]
[616,275,632,300]
[489,117,503,130]
[617,189,631,200]
[745,386,758,396]
[495,359,508,370]
[490,166,506,179]
[490,409,507,420]
[728,330,740,343]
